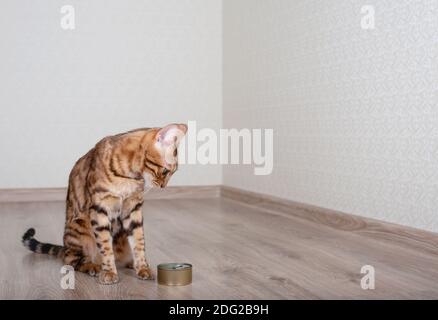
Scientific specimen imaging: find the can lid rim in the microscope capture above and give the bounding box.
[157,263,192,270]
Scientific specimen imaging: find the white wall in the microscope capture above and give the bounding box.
[223,0,438,232]
[0,0,222,188]
[2,0,437,233]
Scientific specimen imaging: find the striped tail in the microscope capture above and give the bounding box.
[22,228,65,258]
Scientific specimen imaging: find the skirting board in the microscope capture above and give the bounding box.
[221,186,438,255]
[2,185,437,255]
[0,185,221,203]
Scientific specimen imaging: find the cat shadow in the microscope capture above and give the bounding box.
[21,251,61,269]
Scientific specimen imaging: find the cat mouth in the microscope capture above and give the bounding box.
[152,181,161,188]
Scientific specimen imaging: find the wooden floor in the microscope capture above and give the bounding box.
[0,197,438,299]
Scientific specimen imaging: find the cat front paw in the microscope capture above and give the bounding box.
[98,271,119,285]
[136,266,155,280]
[79,263,101,277]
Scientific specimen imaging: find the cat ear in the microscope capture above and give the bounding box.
[156,123,187,147]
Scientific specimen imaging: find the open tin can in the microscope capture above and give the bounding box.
[157,263,192,286]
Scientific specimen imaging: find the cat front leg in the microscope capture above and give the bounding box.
[90,201,120,284]
[122,198,154,280]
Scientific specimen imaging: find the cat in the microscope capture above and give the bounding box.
[22,124,187,284]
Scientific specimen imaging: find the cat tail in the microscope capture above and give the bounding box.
[22,228,65,258]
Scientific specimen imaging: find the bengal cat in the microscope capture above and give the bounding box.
[22,124,187,284]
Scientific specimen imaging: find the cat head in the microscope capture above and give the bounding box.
[144,123,187,188]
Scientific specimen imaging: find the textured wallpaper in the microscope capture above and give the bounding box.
[223,0,438,232]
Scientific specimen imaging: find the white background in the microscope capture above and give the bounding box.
[0,0,222,188]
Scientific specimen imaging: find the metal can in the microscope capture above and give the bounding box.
[157,263,192,286]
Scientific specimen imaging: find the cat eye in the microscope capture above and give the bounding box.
[162,168,170,176]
